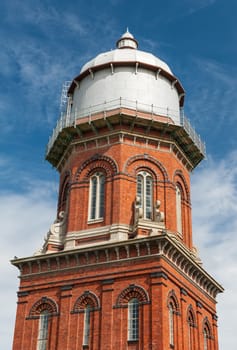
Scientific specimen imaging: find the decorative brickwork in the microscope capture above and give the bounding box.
[173,169,190,202]
[74,154,118,182]
[116,284,149,306]
[72,291,100,312]
[11,32,223,350]
[28,296,58,318]
[124,153,168,181]
[167,289,180,313]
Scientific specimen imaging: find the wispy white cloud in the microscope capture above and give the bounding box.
[182,57,237,140]
[0,179,57,349]
[4,2,88,36]
[0,2,120,135]
[184,0,216,15]
[192,151,237,348]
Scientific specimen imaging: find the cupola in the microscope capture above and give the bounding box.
[116,28,138,49]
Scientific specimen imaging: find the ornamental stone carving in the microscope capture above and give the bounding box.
[34,211,67,255]
[134,196,143,225]
[154,200,164,223]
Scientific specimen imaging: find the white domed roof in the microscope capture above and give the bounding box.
[68,31,185,126]
[80,29,172,75]
[80,48,173,75]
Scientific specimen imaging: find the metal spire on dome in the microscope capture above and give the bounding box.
[116,29,138,49]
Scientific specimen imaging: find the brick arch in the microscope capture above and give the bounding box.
[61,170,72,184]
[116,284,149,306]
[173,169,190,202]
[123,154,168,182]
[74,154,118,182]
[187,305,196,327]
[203,317,213,337]
[58,171,71,209]
[29,297,58,317]
[167,290,180,312]
[72,291,100,312]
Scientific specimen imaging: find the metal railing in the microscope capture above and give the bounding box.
[46,97,205,157]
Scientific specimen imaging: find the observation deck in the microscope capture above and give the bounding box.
[46,97,205,170]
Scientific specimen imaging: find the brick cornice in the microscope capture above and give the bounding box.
[11,233,223,300]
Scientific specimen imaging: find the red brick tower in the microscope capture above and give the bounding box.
[12,31,223,350]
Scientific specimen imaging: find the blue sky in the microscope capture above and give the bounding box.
[1,0,237,348]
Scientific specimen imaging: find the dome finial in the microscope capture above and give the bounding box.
[116,29,138,50]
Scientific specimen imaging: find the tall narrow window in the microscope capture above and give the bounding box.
[204,328,208,350]
[169,304,174,347]
[128,298,139,341]
[137,171,153,220]
[203,323,211,350]
[37,310,49,350]
[89,172,105,220]
[83,305,91,346]
[188,312,195,350]
[176,185,182,234]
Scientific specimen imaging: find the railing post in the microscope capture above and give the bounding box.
[46,98,206,158]
[104,101,106,119]
[89,106,91,124]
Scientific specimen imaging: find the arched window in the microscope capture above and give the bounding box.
[203,320,212,350]
[167,291,179,348]
[72,291,100,347]
[204,328,208,350]
[128,298,139,341]
[187,308,196,350]
[28,297,58,350]
[88,172,105,220]
[116,284,149,343]
[169,303,175,346]
[176,184,182,234]
[137,171,153,220]
[83,305,91,346]
[37,310,49,350]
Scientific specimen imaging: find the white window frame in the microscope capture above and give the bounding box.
[37,310,49,350]
[176,185,182,234]
[83,305,91,346]
[128,298,139,341]
[88,172,105,221]
[137,171,153,220]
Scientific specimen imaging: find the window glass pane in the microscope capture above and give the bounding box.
[145,176,152,219]
[137,172,153,220]
[176,185,182,234]
[136,175,143,208]
[169,305,174,346]
[89,173,105,220]
[83,306,91,346]
[128,298,139,341]
[99,175,105,218]
[90,176,97,219]
[37,311,49,350]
